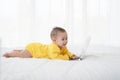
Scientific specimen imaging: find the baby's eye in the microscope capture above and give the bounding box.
[62,39,64,41]
[62,38,67,41]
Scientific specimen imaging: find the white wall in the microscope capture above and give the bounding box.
[109,0,120,47]
[0,0,120,48]
[87,0,120,47]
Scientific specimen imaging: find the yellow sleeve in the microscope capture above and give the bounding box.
[62,46,75,58]
[49,53,69,60]
[48,43,70,60]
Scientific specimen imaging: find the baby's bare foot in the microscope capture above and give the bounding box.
[3,53,10,58]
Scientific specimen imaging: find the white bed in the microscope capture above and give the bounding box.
[1,46,120,80]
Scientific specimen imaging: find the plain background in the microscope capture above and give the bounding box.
[0,0,120,48]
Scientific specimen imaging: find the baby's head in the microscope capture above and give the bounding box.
[50,27,68,48]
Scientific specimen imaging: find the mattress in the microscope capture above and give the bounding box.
[1,47,120,80]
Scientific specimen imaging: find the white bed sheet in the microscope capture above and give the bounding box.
[1,52,120,80]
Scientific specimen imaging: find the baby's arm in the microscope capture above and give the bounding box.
[63,47,80,60]
[49,53,70,60]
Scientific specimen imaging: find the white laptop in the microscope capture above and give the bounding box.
[79,36,91,60]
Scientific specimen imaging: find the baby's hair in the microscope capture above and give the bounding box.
[50,27,66,40]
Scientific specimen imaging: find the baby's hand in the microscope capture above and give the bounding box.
[70,55,80,60]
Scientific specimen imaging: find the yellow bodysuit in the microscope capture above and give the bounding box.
[25,42,75,60]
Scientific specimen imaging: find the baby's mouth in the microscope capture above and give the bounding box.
[63,44,66,46]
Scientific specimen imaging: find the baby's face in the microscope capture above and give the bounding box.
[55,32,68,48]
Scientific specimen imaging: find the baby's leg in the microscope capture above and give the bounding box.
[3,50,32,58]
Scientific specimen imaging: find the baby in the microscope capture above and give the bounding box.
[3,27,80,60]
